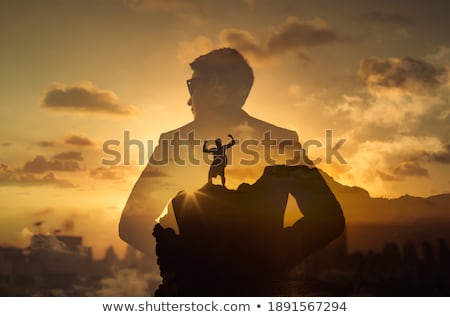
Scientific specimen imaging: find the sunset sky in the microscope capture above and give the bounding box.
[1,0,449,257]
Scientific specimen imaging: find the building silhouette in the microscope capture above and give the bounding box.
[0,234,153,296]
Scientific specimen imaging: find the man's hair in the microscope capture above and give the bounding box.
[190,48,254,106]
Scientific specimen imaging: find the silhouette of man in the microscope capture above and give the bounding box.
[118,48,342,295]
[120,48,303,256]
[203,134,235,186]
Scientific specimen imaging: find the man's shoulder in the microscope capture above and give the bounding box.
[159,121,196,140]
[246,116,298,140]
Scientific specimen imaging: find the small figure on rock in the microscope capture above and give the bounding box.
[203,134,236,187]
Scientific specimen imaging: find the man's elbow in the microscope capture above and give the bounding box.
[118,214,154,254]
[333,213,346,237]
[310,203,345,242]
[118,217,131,244]
[325,210,346,240]
[118,215,139,246]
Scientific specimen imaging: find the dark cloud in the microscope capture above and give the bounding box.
[2,142,12,147]
[362,11,413,25]
[352,122,401,142]
[406,145,450,165]
[40,82,136,116]
[0,164,75,188]
[90,166,130,180]
[219,17,338,61]
[126,0,212,25]
[36,141,56,147]
[53,151,83,161]
[265,17,337,52]
[392,161,429,177]
[410,103,450,143]
[427,144,450,164]
[377,170,403,182]
[23,155,81,174]
[64,134,95,146]
[359,56,448,93]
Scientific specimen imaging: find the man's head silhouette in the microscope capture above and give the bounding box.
[215,138,222,147]
[187,48,254,121]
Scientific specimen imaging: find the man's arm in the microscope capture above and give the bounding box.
[282,166,345,265]
[119,133,207,254]
[119,138,178,254]
[225,134,236,149]
[269,130,344,264]
[203,141,211,153]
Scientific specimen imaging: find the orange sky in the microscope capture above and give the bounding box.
[0,0,449,258]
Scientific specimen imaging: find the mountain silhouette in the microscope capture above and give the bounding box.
[314,171,450,252]
[320,172,450,223]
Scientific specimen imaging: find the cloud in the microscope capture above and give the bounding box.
[32,207,55,217]
[126,0,212,25]
[330,92,444,132]
[377,170,403,182]
[53,151,83,161]
[177,35,215,64]
[29,234,73,254]
[36,141,56,147]
[40,82,136,116]
[408,101,450,146]
[90,165,133,180]
[318,51,450,196]
[329,56,450,143]
[287,84,302,98]
[20,227,34,239]
[426,46,450,65]
[358,57,448,94]
[328,93,448,188]
[90,167,123,180]
[392,161,429,177]
[362,11,413,25]
[232,122,258,140]
[266,17,337,51]
[220,17,337,61]
[0,164,75,188]
[64,133,95,146]
[178,16,339,64]
[23,155,81,174]
[425,144,450,164]
[2,142,12,147]
[334,136,442,194]
[90,269,156,296]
